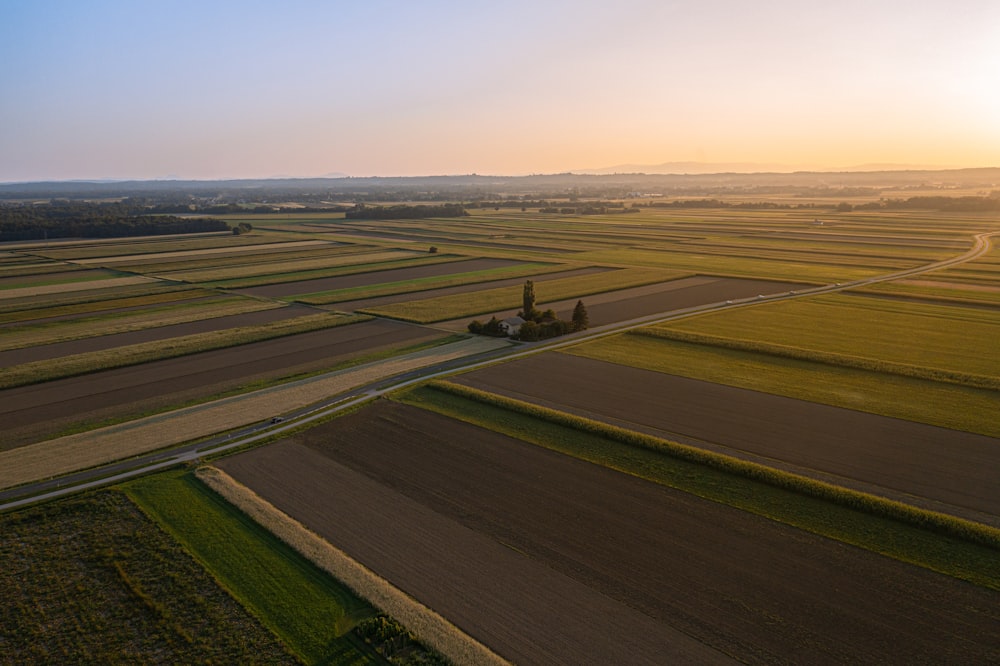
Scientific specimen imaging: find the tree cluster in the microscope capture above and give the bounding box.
[468,281,589,342]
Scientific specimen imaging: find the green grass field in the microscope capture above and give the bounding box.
[125,470,380,665]
[653,293,1000,379]
[399,383,1000,590]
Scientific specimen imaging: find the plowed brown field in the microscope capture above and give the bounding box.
[218,402,1000,665]
[0,319,441,450]
[453,354,1000,522]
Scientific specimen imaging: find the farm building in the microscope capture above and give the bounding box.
[499,316,525,336]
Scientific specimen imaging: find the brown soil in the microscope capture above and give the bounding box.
[0,319,441,451]
[0,304,313,367]
[218,402,1000,665]
[453,353,1000,522]
[334,266,611,312]
[236,258,523,299]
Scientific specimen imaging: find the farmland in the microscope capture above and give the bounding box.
[0,490,298,664]
[2,195,998,663]
[217,400,1000,664]
[0,317,440,450]
[450,353,1000,522]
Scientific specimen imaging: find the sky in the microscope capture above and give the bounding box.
[1,0,998,181]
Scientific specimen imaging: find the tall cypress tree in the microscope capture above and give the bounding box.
[572,300,589,331]
[522,280,536,318]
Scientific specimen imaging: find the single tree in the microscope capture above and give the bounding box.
[523,280,536,317]
[572,300,589,332]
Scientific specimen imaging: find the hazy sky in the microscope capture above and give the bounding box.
[2,0,998,181]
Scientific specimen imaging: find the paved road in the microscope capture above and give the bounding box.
[1,231,995,512]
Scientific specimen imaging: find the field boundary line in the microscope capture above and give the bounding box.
[196,466,510,666]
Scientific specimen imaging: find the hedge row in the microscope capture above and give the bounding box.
[427,380,1000,551]
[630,327,1000,391]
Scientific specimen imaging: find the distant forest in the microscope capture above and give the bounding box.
[344,203,468,219]
[0,202,228,241]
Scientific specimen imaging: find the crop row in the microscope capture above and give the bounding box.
[0,285,210,324]
[161,249,423,283]
[108,243,370,274]
[425,380,1000,551]
[296,261,566,305]
[631,327,999,390]
[209,253,468,289]
[32,233,273,260]
[0,295,282,352]
[0,312,369,390]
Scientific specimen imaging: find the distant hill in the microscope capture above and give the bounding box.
[2,167,998,200]
[573,161,960,175]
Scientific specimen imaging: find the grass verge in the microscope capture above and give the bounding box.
[400,382,1000,590]
[124,470,380,665]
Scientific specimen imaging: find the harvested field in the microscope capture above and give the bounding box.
[453,354,1000,521]
[434,275,806,331]
[237,257,523,299]
[0,318,441,451]
[0,303,311,366]
[218,402,1000,665]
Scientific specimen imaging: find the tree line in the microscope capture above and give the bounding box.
[344,203,468,219]
[0,202,228,241]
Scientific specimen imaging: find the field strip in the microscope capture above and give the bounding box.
[196,467,509,666]
[0,298,284,352]
[71,239,333,264]
[0,275,157,300]
[0,336,511,489]
[161,249,420,282]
